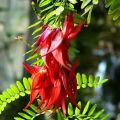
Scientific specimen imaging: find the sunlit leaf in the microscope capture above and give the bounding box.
[82,101,90,115]
[68,103,74,116]
[68,0,77,4]
[81,0,91,9]
[92,0,98,5]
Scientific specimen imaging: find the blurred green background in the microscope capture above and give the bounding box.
[0,0,120,119]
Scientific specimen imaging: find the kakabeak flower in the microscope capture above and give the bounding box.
[24,12,84,115]
[34,12,84,70]
[23,62,66,114]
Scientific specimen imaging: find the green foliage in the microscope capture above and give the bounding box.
[105,0,120,25]
[80,0,94,24]
[28,0,120,39]
[29,0,83,37]
[0,78,31,114]
[30,0,64,36]
[14,104,40,120]
[76,73,108,89]
[68,0,77,4]
[66,101,109,120]
[68,103,74,116]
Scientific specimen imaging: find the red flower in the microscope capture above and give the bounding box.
[24,59,79,114]
[24,12,84,114]
[23,63,67,114]
[34,13,84,69]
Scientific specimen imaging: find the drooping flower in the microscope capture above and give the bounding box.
[23,59,79,114]
[34,12,84,70]
[24,12,84,114]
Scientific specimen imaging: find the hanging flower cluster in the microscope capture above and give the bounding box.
[24,13,84,114]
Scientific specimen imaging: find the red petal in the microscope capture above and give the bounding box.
[41,31,63,56]
[31,70,46,89]
[25,89,39,109]
[68,70,77,96]
[42,25,48,31]
[41,80,61,112]
[68,12,74,34]
[62,13,74,38]
[52,46,70,70]
[62,71,80,109]
[51,89,66,114]
[35,27,52,45]
[40,44,50,67]
[23,63,35,74]
[32,64,42,72]
[67,20,84,42]
[62,14,69,37]
[32,46,40,55]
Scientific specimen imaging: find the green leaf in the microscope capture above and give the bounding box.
[76,73,82,87]
[2,91,10,99]
[88,75,93,87]
[82,5,93,16]
[75,101,81,115]
[105,0,113,8]
[105,0,120,25]
[27,21,41,29]
[40,5,54,13]
[10,85,19,94]
[24,49,34,55]
[0,100,2,104]
[40,0,51,7]
[7,98,12,103]
[0,95,6,101]
[57,110,63,120]
[94,109,104,118]
[32,27,42,35]
[68,0,77,4]
[18,112,31,119]
[113,10,120,21]
[101,114,110,120]
[98,79,108,85]
[20,92,25,97]
[28,78,32,86]
[7,88,15,96]
[82,74,87,88]
[81,0,91,9]
[55,6,64,15]
[82,74,87,84]
[16,81,25,92]
[88,104,97,116]
[24,109,36,117]
[108,0,120,14]
[94,76,100,88]
[30,104,40,113]
[23,77,31,91]
[92,0,98,5]
[26,54,38,61]
[68,103,74,116]
[87,5,93,24]
[82,101,90,115]
[14,117,24,120]
[44,10,55,24]
[0,78,31,115]
[68,3,74,9]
